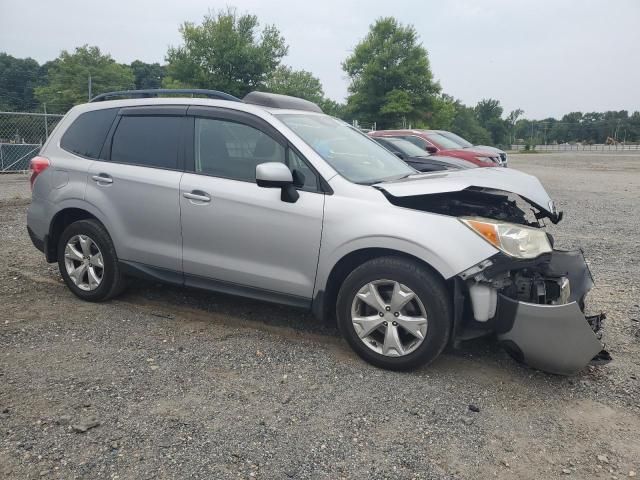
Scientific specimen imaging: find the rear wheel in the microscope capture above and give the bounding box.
[336,256,451,371]
[57,219,126,302]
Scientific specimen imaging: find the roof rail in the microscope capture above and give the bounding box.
[89,89,242,103]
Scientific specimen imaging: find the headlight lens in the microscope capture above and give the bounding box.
[460,217,552,259]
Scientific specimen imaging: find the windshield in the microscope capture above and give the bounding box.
[380,137,430,157]
[425,133,466,150]
[276,113,415,184]
[437,131,473,148]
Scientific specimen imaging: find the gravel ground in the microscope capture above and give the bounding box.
[1,152,639,479]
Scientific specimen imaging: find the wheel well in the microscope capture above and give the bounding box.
[46,208,99,262]
[317,248,448,322]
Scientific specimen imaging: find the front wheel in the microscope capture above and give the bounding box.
[336,256,451,371]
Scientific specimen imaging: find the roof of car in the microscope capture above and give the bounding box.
[70,97,329,120]
[82,89,324,116]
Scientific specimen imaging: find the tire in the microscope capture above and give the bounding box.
[57,219,127,302]
[336,256,451,371]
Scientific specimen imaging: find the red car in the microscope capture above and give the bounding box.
[369,129,500,167]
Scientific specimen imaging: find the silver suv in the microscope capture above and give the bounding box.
[27,89,607,375]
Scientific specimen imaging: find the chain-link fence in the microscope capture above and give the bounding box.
[0,111,64,172]
[511,143,640,152]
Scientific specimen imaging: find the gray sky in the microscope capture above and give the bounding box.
[1,0,639,119]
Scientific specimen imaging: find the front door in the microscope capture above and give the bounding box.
[179,112,324,304]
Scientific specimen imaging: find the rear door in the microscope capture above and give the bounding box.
[85,106,186,272]
[179,107,324,303]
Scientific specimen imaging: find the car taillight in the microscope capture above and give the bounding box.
[29,156,50,190]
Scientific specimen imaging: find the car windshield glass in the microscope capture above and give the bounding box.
[382,137,430,157]
[426,133,465,150]
[276,113,415,184]
[438,131,473,148]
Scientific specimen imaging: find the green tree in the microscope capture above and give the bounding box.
[429,94,457,130]
[130,60,165,90]
[264,65,324,103]
[0,53,41,111]
[474,98,507,145]
[342,17,440,128]
[319,98,348,119]
[165,8,288,98]
[429,94,491,144]
[34,46,134,113]
[451,103,492,145]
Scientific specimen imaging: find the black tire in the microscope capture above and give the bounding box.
[336,256,451,371]
[57,219,127,302]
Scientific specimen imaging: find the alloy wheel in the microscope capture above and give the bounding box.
[350,279,428,357]
[64,234,104,291]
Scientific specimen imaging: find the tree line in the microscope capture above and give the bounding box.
[1,8,638,146]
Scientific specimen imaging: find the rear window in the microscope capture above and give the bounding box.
[110,116,182,169]
[60,108,118,159]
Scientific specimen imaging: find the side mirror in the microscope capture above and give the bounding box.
[256,162,293,187]
[255,162,299,203]
[425,146,438,154]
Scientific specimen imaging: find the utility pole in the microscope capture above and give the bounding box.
[88,74,92,101]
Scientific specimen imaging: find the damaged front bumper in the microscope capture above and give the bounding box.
[495,296,605,375]
[463,249,609,375]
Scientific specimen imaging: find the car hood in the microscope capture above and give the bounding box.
[374,167,561,223]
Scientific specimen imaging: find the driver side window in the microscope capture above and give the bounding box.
[195,117,286,182]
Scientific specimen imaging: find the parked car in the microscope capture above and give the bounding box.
[370,129,502,167]
[371,136,475,171]
[435,130,507,167]
[27,89,607,375]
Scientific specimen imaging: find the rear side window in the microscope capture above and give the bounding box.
[60,108,118,159]
[111,116,182,169]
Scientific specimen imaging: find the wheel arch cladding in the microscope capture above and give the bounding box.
[313,247,450,322]
[48,208,103,262]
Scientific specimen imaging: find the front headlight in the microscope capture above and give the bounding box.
[460,217,552,259]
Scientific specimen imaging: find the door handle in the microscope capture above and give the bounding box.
[91,174,113,184]
[183,191,211,203]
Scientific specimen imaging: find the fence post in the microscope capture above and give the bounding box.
[43,104,49,139]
